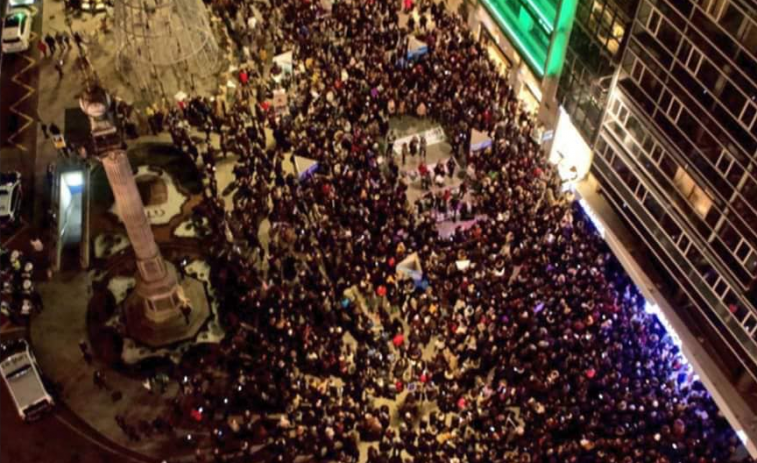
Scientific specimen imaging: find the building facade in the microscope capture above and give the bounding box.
[590,0,757,398]
[468,0,757,451]
[556,0,638,143]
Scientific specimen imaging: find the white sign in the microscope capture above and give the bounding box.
[392,126,446,155]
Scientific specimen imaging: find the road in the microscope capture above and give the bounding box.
[1,0,43,229]
[0,320,153,463]
[0,380,147,463]
[1,4,141,459]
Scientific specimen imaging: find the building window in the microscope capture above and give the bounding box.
[719,222,741,251]
[741,23,757,57]
[658,88,671,111]
[696,60,721,92]
[660,214,682,242]
[625,114,646,144]
[588,0,626,57]
[635,183,647,201]
[736,239,751,262]
[718,2,746,35]
[726,161,744,186]
[740,102,757,129]
[618,103,629,123]
[611,98,621,116]
[651,144,663,163]
[673,167,713,218]
[741,177,757,200]
[655,19,681,53]
[647,9,661,34]
[715,149,733,176]
[720,82,747,116]
[632,59,644,82]
[686,245,707,275]
[701,0,728,20]
[644,194,665,221]
[686,47,703,73]
[745,250,757,275]
[678,233,691,253]
[659,152,678,178]
[713,277,728,298]
[666,96,683,122]
[705,207,720,228]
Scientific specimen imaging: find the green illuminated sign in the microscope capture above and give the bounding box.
[481,0,576,79]
[545,0,578,77]
[527,0,557,33]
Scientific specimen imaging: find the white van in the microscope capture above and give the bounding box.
[0,339,54,421]
[1,8,32,54]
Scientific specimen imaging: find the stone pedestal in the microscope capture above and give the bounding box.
[123,264,211,348]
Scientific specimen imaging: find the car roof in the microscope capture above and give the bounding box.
[1,352,49,410]
[0,177,19,192]
[3,8,29,27]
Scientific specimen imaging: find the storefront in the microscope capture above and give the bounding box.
[549,106,593,187]
[469,2,545,114]
[468,0,578,118]
[479,25,512,76]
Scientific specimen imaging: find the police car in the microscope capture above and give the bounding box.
[0,339,55,421]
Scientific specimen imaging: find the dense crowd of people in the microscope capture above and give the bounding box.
[117,0,753,462]
[0,248,42,323]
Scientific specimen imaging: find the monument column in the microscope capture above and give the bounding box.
[100,149,181,324]
[78,81,209,348]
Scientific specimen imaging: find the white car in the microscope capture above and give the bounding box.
[0,339,55,421]
[1,8,32,54]
[0,171,22,225]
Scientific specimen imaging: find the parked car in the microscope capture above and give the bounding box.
[1,8,32,54]
[0,339,55,421]
[0,171,22,225]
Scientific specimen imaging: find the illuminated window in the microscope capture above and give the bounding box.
[673,167,713,218]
